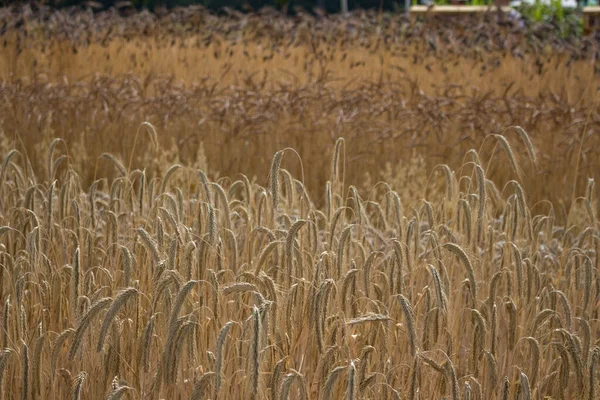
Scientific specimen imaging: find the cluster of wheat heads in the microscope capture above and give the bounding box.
[0,132,598,399]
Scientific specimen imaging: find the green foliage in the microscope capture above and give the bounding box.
[519,0,565,23]
[516,1,582,37]
[552,0,564,21]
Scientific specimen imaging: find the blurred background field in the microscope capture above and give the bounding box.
[1,5,599,214]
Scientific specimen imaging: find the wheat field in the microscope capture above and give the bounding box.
[0,4,600,400]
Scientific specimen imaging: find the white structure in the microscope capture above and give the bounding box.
[510,0,579,8]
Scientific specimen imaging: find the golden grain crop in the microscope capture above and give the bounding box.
[0,5,599,400]
[0,130,598,399]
